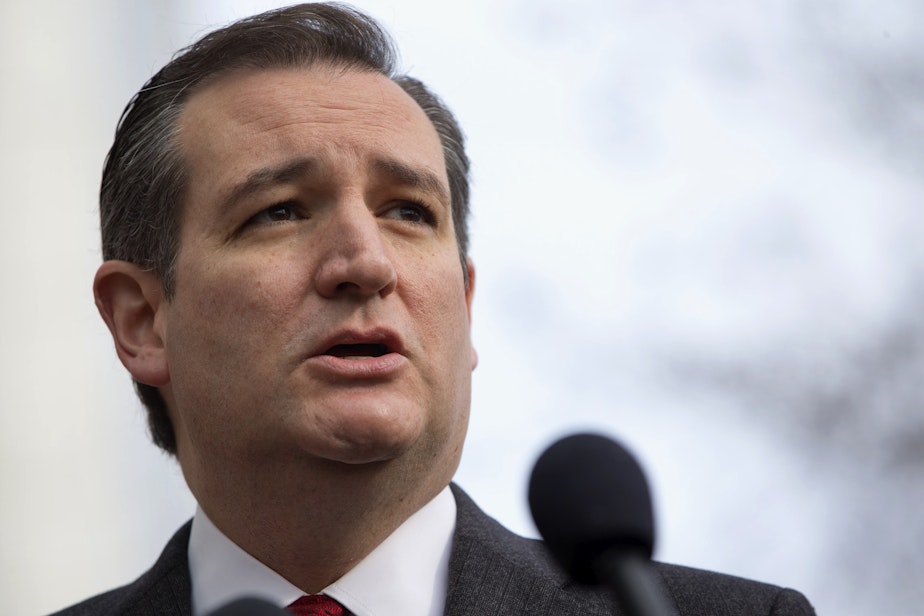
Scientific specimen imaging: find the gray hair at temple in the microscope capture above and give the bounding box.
[99,2,471,454]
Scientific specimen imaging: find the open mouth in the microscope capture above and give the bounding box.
[325,343,390,358]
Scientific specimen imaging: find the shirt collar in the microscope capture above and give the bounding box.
[189,486,456,616]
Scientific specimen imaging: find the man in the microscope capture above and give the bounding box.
[53,4,814,615]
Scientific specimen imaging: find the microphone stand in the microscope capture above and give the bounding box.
[594,548,678,616]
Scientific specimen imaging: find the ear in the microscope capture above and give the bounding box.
[464,257,478,370]
[93,260,170,387]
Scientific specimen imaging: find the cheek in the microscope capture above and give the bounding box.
[405,259,468,325]
[197,249,303,312]
[167,255,305,378]
[404,259,473,380]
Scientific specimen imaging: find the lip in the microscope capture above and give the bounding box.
[304,328,408,379]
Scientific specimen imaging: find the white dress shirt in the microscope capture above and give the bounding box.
[188,486,456,616]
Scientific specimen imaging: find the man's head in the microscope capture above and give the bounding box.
[97,3,472,455]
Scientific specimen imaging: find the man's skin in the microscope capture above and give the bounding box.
[93,64,478,594]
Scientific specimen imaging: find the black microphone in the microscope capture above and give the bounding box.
[205,597,289,616]
[528,433,677,616]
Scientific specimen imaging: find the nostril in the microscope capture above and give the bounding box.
[316,251,397,298]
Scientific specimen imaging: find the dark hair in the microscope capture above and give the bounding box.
[101,2,471,454]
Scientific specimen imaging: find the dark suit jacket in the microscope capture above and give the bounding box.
[49,485,815,615]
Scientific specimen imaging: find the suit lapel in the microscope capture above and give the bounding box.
[120,522,193,616]
[445,485,616,616]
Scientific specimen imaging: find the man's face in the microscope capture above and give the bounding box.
[158,66,476,492]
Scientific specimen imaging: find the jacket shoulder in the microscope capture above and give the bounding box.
[47,523,193,616]
[655,562,816,616]
[448,484,815,616]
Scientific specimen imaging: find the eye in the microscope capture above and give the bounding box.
[383,201,435,225]
[247,201,299,226]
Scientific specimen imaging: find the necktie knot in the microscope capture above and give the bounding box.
[287,594,347,616]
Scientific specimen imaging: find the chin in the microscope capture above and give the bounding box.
[317,441,410,465]
[299,422,423,466]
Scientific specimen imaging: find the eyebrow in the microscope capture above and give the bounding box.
[372,158,451,206]
[219,156,450,210]
[221,157,317,210]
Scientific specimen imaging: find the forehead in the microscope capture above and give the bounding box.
[176,65,447,203]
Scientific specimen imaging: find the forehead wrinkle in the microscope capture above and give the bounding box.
[260,79,420,134]
[184,67,432,155]
[178,66,447,217]
[249,104,414,139]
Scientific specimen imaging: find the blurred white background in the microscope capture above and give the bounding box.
[2,1,922,614]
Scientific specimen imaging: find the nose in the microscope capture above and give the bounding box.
[313,201,398,299]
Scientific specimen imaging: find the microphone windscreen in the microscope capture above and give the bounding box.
[528,432,655,584]
[205,597,290,616]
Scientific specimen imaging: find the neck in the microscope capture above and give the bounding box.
[190,457,449,593]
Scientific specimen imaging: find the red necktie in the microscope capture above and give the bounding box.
[287,595,348,616]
